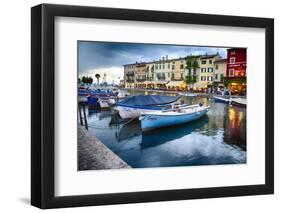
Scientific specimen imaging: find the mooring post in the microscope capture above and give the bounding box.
[78,102,84,126]
[82,103,88,130]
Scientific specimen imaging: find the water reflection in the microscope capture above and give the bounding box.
[85,92,246,168]
[141,116,209,149]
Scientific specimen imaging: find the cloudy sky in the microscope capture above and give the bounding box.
[78,41,228,84]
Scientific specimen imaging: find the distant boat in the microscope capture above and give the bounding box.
[90,89,118,98]
[231,98,247,107]
[87,96,100,110]
[139,104,210,131]
[179,92,197,97]
[115,94,181,119]
[213,96,231,104]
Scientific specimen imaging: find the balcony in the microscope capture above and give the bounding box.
[126,72,135,77]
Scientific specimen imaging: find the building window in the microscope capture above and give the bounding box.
[215,74,218,80]
[168,73,170,78]
[215,64,219,69]
[229,69,234,76]
[209,60,212,64]
[193,70,196,75]
[230,57,235,64]
[220,74,224,79]
[172,65,175,70]
[208,68,213,72]
[168,64,170,69]
[201,68,206,73]
[201,60,206,64]
[163,64,165,69]
[180,64,184,69]
[155,64,158,69]
[231,50,235,55]
[201,76,204,81]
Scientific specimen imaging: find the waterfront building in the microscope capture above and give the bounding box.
[226,48,247,95]
[124,63,136,88]
[144,62,155,89]
[154,56,172,89]
[195,53,221,90]
[123,53,227,91]
[135,63,147,88]
[214,58,227,86]
[166,57,187,90]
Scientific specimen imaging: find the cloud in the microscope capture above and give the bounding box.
[78,41,229,80]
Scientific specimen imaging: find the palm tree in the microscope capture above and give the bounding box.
[95,73,101,85]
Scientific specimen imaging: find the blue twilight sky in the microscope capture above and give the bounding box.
[78,41,228,84]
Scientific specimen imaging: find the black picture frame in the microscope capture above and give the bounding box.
[31,3,274,209]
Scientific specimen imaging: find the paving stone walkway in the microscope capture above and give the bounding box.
[78,127,131,170]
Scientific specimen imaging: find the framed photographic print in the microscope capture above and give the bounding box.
[31,3,274,209]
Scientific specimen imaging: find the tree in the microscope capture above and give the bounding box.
[185,56,199,90]
[95,73,101,85]
[81,76,93,84]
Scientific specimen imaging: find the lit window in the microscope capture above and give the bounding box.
[229,69,234,76]
[230,57,235,64]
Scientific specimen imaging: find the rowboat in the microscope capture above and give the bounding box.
[213,96,231,104]
[115,94,181,119]
[231,98,247,107]
[139,104,210,131]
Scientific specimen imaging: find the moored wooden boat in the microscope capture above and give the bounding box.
[115,94,181,119]
[139,104,210,131]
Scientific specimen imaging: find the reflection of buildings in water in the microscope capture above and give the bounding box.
[223,106,246,148]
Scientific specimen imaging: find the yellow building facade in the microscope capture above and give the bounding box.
[195,54,221,90]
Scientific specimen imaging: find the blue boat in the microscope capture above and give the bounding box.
[90,88,118,98]
[87,96,100,110]
[139,104,209,131]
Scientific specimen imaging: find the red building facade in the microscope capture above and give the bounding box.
[226,48,247,95]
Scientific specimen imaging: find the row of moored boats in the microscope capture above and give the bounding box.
[79,86,245,131]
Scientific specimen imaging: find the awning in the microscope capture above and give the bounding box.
[166,81,186,87]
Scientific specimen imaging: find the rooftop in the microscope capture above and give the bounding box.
[214,58,227,63]
[200,53,219,59]
[124,54,218,66]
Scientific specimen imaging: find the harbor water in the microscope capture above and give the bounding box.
[85,90,246,168]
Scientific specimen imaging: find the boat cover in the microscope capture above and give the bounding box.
[118,94,180,107]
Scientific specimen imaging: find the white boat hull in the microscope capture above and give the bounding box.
[115,106,158,119]
[98,99,110,108]
[140,105,209,131]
